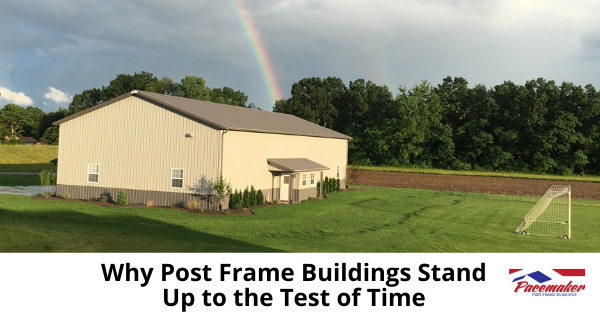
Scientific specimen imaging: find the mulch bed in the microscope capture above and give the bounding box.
[354,171,600,200]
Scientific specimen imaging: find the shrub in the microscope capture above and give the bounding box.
[63,193,70,199]
[256,189,264,205]
[250,185,256,207]
[316,181,321,197]
[101,195,108,203]
[336,178,340,191]
[116,190,127,206]
[242,187,250,208]
[232,189,240,209]
[82,198,88,201]
[146,200,154,207]
[324,177,329,194]
[186,200,199,210]
[273,199,279,205]
[37,192,43,197]
[236,189,243,209]
[167,204,174,209]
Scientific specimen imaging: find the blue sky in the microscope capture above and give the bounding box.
[1,0,599,112]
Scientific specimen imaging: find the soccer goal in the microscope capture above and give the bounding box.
[516,185,571,239]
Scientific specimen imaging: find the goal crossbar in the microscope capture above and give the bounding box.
[516,185,571,238]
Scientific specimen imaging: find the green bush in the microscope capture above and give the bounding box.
[250,185,256,207]
[232,189,241,209]
[316,181,321,197]
[324,177,329,194]
[242,187,250,208]
[336,178,340,191]
[256,189,264,205]
[116,190,127,206]
[101,195,108,203]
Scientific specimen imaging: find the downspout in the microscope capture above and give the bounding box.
[220,128,228,209]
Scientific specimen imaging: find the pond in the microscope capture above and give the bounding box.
[0,185,56,196]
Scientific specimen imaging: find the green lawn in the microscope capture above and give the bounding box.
[0,145,57,172]
[0,175,41,186]
[358,165,600,183]
[1,186,598,252]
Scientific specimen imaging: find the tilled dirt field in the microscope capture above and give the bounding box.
[355,170,600,200]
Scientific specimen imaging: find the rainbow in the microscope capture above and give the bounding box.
[230,0,284,106]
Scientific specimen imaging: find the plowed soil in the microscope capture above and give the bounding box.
[355,171,600,200]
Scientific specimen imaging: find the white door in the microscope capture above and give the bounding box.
[280,175,290,201]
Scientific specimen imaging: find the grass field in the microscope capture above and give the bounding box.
[0,175,41,186]
[0,145,58,172]
[359,165,600,183]
[1,186,598,252]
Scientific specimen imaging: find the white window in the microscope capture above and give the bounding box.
[88,164,99,183]
[337,166,340,178]
[310,173,315,185]
[301,173,307,186]
[171,168,183,188]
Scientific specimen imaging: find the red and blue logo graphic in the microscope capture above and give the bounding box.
[509,269,586,296]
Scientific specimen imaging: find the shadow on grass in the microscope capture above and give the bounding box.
[0,205,282,253]
[0,163,57,172]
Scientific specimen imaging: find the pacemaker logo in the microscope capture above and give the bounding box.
[509,269,585,296]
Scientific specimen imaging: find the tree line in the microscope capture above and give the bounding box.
[3,73,599,176]
[274,76,600,175]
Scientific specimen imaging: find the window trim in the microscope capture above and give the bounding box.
[87,164,99,183]
[170,168,184,189]
[301,173,307,186]
[310,173,315,185]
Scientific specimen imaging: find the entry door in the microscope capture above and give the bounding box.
[280,175,290,201]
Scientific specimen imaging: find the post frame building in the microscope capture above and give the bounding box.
[53,90,351,207]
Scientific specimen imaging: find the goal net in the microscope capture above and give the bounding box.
[516,185,571,239]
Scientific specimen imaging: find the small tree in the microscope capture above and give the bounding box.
[256,189,264,205]
[213,174,232,210]
[348,163,360,184]
[39,170,56,198]
[336,178,341,191]
[116,190,127,205]
[324,177,329,194]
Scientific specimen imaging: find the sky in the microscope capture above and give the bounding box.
[1,0,599,112]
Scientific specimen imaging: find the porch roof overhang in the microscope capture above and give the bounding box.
[267,158,329,173]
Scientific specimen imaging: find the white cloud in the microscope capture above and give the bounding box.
[44,87,71,103]
[0,87,34,106]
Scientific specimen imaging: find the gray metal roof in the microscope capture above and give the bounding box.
[267,158,329,172]
[54,90,351,140]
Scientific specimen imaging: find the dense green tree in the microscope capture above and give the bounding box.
[0,104,30,139]
[210,86,248,107]
[275,77,344,128]
[68,88,103,114]
[178,76,211,100]
[40,126,59,145]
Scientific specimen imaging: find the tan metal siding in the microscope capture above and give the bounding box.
[57,97,222,195]
[221,131,348,192]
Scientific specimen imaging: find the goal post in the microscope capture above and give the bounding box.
[516,185,571,239]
